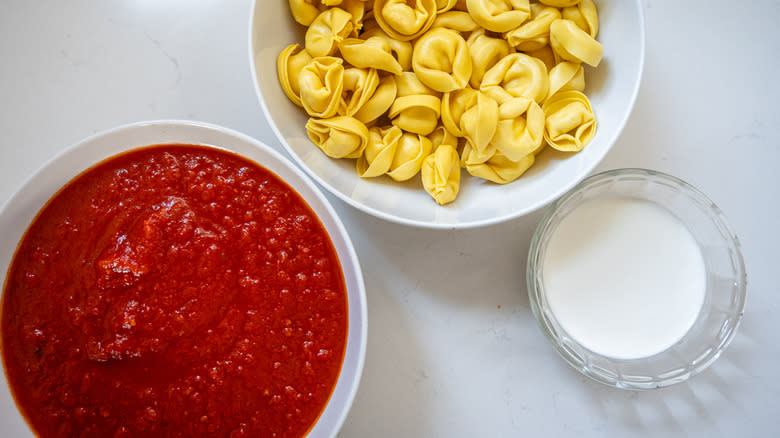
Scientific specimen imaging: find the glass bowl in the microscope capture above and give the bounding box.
[527,168,747,389]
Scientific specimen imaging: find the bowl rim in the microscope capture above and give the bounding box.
[248,0,647,229]
[0,119,368,437]
[526,167,748,390]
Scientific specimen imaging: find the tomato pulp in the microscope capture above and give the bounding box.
[1,145,348,437]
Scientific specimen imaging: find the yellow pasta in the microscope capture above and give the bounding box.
[480,53,550,104]
[428,125,459,150]
[459,91,499,155]
[505,3,561,52]
[464,149,535,184]
[288,0,325,27]
[278,0,605,204]
[432,11,480,33]
[538,0,579,7]
[388,72,442,135]
[299,56,345,118]
[562,0,599,38]
[339,36,405,75]
[422,144,461,205]
[435,0,459,13]
[549,18,603,67]
[341,0,369,34]
[467,29,511,89]
[305,8,355,57]
[547,61,585,100]
[466,0,531,33]
[277,44,313,107]
[359,27,414,71]
[373,0,438,41]
[542,90,596,152]
[339,68,380,117]
[387,132,434,181]
[357,125,403,177]
[353,75,397,124]
[412,28,473,93]
[306,116,370,158]
[491,97,544,161]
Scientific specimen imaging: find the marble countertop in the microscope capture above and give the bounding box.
[1,0,778,436]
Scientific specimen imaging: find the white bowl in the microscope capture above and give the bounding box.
[0,120,367,438]
[250,0,645,229]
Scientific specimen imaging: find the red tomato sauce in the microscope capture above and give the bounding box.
[1,145,348,437]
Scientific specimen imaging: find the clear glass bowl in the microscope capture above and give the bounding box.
[527,168,747,389]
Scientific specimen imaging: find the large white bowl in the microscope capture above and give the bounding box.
[250,0,645,229]
[0,121,367,438]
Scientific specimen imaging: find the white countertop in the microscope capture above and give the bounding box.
[1,0,778,436]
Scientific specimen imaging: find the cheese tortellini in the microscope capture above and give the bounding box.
[279,0,605,205]
[306,116,369,158]
[357,125,403,177]
[305,8,355,57]
[422,144,461,205]
[467,29,510,89]
[466,0,530,33]
[277,44,313,107]
[542,90,596,152]
[412,28,472,92]
[480,53,550,104]
[374,0,438,41]
[299,56,345,118]
[505,3,560,52]
[549,18,603,67]
[389,72,442,135]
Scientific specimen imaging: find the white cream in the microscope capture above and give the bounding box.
[542,197,706,359]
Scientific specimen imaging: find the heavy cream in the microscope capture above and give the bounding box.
[542,197,706,359]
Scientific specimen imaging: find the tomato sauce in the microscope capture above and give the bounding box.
[1,145,348,437]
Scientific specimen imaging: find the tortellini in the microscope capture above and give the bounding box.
[305,8,354,57]
[547,61,585,100]
[435,0,459,13]
[353,75,398,124]
[357,125,403,177]
[491,96,545,160]
[481,53,550,104]
[464,149,535,184]
[279,0,605,205]
[412,28,472,92]
[505,3,561,52]
[299,56,345,118]
[542,90,596,152]
[422,144,461,205]
[539,0,579,7]
[289,1,323,27]
[429,125,459,149]
[563,0,598,38]
[467,29,510,89]
[339,68,380,117]
[339,35,410,75]
[549,18,604,67]
[466,0,530,33]
[388,72,442,135]
[306,116,369,158]
[277,44,313,107]
[387,132,434,181]
[432,11,480,33]
[374,0,438,41]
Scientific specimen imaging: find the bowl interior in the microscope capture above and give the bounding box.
[250,0,645,228]
[0,121,367,437]
[527,169,747,389]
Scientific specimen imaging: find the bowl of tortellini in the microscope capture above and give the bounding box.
[250,0,644,229]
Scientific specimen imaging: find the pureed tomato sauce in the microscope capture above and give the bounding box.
[1,145,348,437]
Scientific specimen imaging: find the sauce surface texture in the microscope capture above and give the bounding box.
[1,145,348,437]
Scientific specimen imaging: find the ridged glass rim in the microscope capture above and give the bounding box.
[527,168,747,390]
